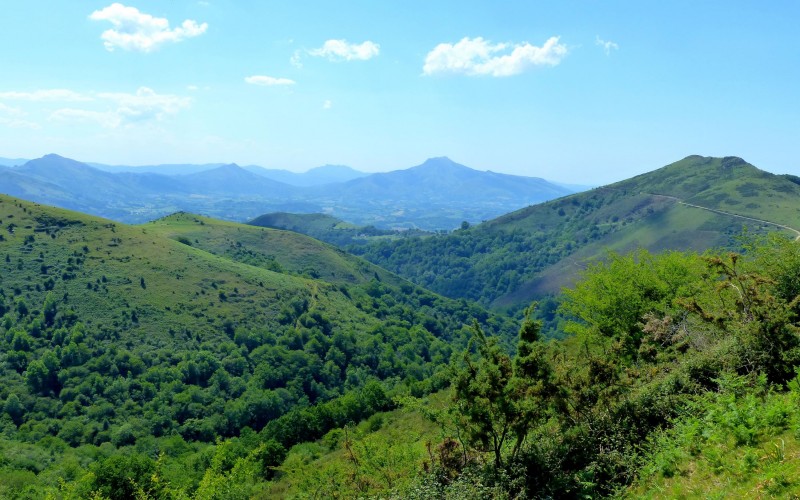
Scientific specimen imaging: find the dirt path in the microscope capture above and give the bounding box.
[649,193,800,241]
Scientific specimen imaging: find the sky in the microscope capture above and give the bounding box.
[0,1,798,185]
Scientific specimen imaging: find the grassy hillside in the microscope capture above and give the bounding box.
[148,212,388,286]
[0,194,514,497]
[352,156,800,311]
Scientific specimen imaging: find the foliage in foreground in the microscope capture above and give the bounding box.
[239,233,800,499]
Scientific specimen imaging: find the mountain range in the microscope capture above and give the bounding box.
[0,154,574,230]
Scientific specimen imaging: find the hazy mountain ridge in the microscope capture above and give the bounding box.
[0,154,574,229]
[0,157,28,167]
[244,164,368,186]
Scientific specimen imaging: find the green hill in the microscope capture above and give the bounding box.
[0,195,514,497]
[351,156,800,310]
[247,211,427,247]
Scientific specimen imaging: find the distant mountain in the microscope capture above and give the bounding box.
[352,155,800,310]
[301,157,574,229]
[332,157,569,203]
[0,156,28,167]
[245,164,368,186]
[89,162,226,175]
[179,164,300,197]
[0,154,575,229]
[14,154,178,202]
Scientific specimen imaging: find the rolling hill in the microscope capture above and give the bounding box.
[0,193,513,452]
[351,155,800,310]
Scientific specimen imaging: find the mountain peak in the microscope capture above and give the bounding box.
[415,156,472,172]
[422,156,456,165]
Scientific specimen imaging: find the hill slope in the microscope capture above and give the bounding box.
[351,155,800,309]
[0,194,512,449]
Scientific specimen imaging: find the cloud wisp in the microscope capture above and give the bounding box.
[48,87,191,128]
[244,76,296,86]
[308,39,380,62]
[0,103,40,129]
[423,36,567,77]
[595,36,619,55]
[89,3,208,52]
[0,89,92,102]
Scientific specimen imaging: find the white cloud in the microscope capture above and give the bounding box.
[423,36,567,77]
[595,36,619,55]
[50,87,191,128]
[89,3,208,52]
[323,100,332,110]
[309,39,380,61]
[245,75,296,86]
[0,89,92,102]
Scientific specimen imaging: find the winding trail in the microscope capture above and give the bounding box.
[649,193,800,241]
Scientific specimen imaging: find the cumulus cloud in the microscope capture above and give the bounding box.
[0,89,92,102]
[323,100,332,110]
[89,3,208,52]
[423,36,567,77]
[309,39,380,61]
[50,87,191,128]
[595,36,619,55]
[244,75,296,86]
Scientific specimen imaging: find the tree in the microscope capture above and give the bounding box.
[452,306,554,468]
[3,394,23,426]
[42,292,58,326]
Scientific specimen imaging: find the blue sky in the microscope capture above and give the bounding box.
[0,1,798,184]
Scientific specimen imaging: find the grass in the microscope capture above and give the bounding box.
[626,374,800,499]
